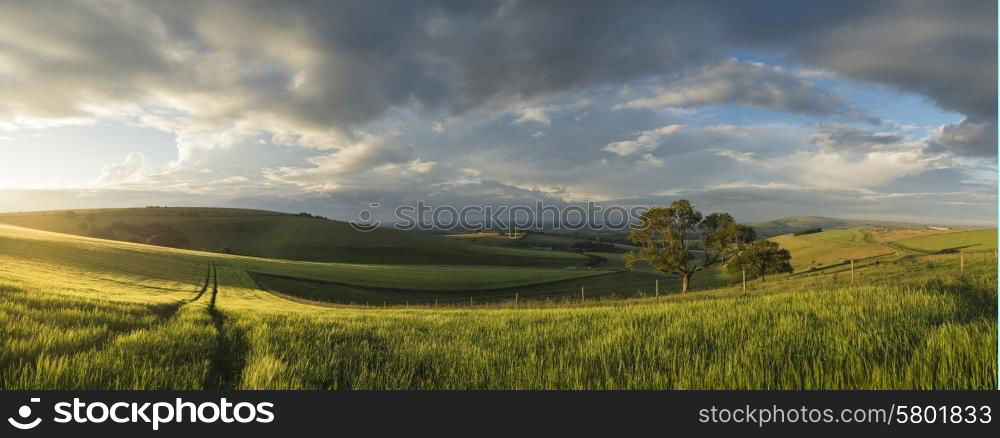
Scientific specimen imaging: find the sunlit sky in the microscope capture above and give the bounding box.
[0,1,996,225]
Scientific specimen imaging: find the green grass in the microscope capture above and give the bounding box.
[0,224,602,292]
[750,216,930,238]
[889,229,997,254]
[0,207,588,267]
[807,228,870,246]
[0,221,995,389]
[771,229,894,271]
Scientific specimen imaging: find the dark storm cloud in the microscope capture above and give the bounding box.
[809,124,904,153]
[0,0,995,224]
[617,59,878,123]
[0,0,993,141]
[927,118,998,158]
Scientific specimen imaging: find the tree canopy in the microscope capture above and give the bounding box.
[726,240,793,281]
[625,200,755,293]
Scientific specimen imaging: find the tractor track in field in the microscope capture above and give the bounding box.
[189,263,213,303]
[1,263,214,371]
[203,264,248,390]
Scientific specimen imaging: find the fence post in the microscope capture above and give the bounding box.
[960,250,964,274]
[655,279,660,298]
[515,293,519,305]
[850,260,855,284]
[742,269,746,293]
[470,296,473,306]
[581,286,585,301]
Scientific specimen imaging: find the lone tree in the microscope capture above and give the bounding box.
[625,200,755,293]
[727,240,793,281]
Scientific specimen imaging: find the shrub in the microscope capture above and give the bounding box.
[794,228,823,236]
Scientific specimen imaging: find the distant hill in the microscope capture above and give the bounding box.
[0,207,588,267]
[750,216,934,238]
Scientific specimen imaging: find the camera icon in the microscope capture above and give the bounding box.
[8,398,42,430]
[349,202,382,232]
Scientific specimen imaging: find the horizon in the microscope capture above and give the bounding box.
[1,205,993,229]
[0,1,996,225]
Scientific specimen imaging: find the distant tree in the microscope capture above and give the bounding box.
[727,240,793,281]
[793,228,823,236]
[89,226,116,240]
[218,247,233,254]
[625,200,751,293]
[146,235,170,246]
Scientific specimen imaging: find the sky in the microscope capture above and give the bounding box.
[0,0,996,225]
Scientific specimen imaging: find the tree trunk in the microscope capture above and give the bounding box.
[681,273,690,293]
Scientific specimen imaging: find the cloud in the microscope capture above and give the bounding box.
[786,150,935,190]
[97,152,150,184]
[614,59,877,122]
[511,99,591,127]
[927,118,998,158]
[0,1,994,225]
[603,124,682,156]
[809,124,905,153]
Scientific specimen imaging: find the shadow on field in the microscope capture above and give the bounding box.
[203,265,249,390]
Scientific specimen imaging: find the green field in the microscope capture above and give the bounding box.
[0,221,994,389]
[888,229,997,254]
[0,208,589,267]
[770,228,893,271]
[749,216,931,238]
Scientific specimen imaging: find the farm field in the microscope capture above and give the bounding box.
[0,208,589,268]
[770,228,893,271]
[887,229,997,254]
[0,221,995,389]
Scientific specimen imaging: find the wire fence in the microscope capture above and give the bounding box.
[247,249,997,310]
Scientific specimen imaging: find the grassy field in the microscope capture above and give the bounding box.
[0,207,590,267]
[770,228,894,271]
[750,216,931,238]
[0,222,994,389]
[887,229,997,254]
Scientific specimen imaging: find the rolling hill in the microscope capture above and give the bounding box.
[0,207,590,267]
[887,229,997,254]
[0,213,993,389]
[750,216,936,238]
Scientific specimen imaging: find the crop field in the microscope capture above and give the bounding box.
[770,228,893,271]
[887,229,997,254]
[0,208,587,267]
[0,221,995,389]
[807,228,870,246]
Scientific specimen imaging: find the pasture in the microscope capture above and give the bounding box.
[770,228,893,271]
[0,222,995,389]
[0,208,588,267]
[887,229,997,254]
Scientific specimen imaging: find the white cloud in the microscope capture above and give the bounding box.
[603,124,682,156]
[511,99,591,128]
[97,152,150,184]
[636,153,665,168]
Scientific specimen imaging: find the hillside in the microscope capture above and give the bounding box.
[0,216,994,389]
[0,207,590,267]
[770,228,894,272]
[751,216,934,238]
